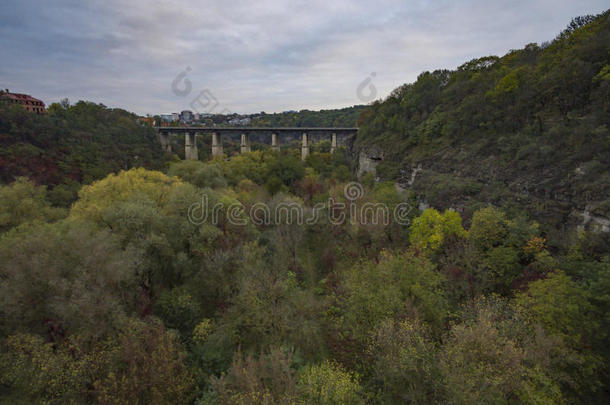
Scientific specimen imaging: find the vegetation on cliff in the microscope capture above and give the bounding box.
[356,11,610,247]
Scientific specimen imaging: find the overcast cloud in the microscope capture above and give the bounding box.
[0,0,607,115]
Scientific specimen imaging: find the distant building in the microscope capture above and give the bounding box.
[179,110,193,123]
[228,117,251,126]
[0,89,45,114]
[159,114,174,122]
[172,112,179,121]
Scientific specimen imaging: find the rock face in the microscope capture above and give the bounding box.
[354,141,609,245]
[357,148,383,178]
[577,207,610,233]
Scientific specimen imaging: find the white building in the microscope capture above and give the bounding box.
[228,117,251,126]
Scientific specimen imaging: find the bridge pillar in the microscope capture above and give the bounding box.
[271,133,279,151]
[211,132,223,158]
[330,132,337,154]
[184,132,190,159]
[301,132,309,161]
[185,132,198,160]
[240,133,251,153]
[158,132,172,153]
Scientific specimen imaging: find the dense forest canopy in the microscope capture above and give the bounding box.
[0,11,608,405]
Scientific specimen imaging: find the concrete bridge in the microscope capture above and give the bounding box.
[156,127,358,160]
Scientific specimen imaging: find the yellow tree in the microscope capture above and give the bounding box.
[70,167,183,223]
[409,208,467,255]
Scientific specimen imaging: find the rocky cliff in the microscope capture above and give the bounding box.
[354,11,610,247]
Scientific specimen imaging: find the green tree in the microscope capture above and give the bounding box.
[0,220,140,338]
[515,271,595,346]
[438,304,559,404]
[0,177,65,231]
[341,250,448,343]
[168,160,228,189]
[514,271,601,400]
[468,206,509,251]
[213,243,327,359]
[368,319,440,404]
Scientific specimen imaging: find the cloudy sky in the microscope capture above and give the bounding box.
[0,0,607,115]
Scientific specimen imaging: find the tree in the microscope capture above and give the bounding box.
[368,319,440,404]
[70,167,183,223]
[465,207,541,294]
[0,177,65,231]
[0,332,110,403]
[515,271,597,347]
[212,243,327,359]
[202,347,297,404]
[468,206,509,251]
[94,318,194,405]
[0,220,140,338]
[409,208,467,255]
[341,250,448,343]
[296,361,364,405]
[264,152,305,191]
[515,272,602,399]
[439,304,555,404]
[168,160,227,189]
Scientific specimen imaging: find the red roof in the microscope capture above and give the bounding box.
[1,92,44,104]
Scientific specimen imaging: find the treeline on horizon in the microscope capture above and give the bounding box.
[171,105,368,128]
[248,105,368,127]
[0,11,608,405]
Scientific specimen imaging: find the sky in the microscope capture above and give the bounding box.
[0,1,607,116]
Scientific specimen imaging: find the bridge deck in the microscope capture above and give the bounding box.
[156,126,358,134]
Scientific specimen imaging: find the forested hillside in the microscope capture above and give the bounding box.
[356,12,610,248]
[0,101,167,205]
